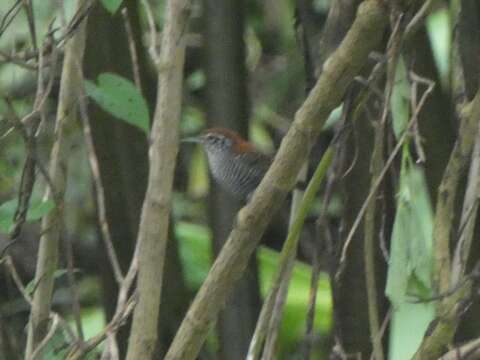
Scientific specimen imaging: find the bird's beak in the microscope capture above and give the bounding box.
[180,136,203,144]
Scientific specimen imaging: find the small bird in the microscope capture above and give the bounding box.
[182,128,272,200]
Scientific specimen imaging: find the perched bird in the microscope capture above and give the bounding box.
[182,128,272,200]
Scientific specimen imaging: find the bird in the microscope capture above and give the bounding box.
[182,128,272,200]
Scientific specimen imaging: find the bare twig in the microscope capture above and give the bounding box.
[438,337,480,360]
[261,164,308,359]
[451,122,480,285]
[25,0,90,357]
[337,75,435,282]
[66,295,137,360]
[22,0,38,51]
[121,7,143,92]
[140,0,160,64]
[78,91,124,284]
[30,314,61,360]
[432,88,480,304]
[247,147,334,360]
[300,243,323,360]
[125,0,191,358]
[363,14,403,360]
[0,0,22,37]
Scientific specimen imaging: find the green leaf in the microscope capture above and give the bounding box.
[0,199,17,232]
[27,199,55,221]
[84,73,149,133]
[386,164,434,304]
[100,0,123,14]
[0,199,55,232]
[386,164,435,360]
[426,9,451,88]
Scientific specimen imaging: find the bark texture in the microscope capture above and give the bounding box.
[125,0,190,358]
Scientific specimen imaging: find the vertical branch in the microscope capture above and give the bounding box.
[451,124,480,285]
[433,89,480,303]
[364,16,402,360]
[363,120,385,360]
[25,0,90,358]
[125,0,190,359]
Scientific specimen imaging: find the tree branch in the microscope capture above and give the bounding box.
[125,0,191,359]
[433,88,480,303]
[25,1,90,357]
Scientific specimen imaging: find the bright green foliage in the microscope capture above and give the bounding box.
[84,73,150,133]
[426,8,451,88]
[0,198,55,232]
[100,0,123,14]
[386,159,435,360]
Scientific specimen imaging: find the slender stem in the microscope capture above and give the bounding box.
[125,0,191,358]
[247,147,334,360]
[25,1,89,357]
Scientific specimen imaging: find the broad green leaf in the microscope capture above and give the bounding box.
[0,199,16,232]
[386,164,435,360]
[100,0,123,14]
[0,198,55,232]
[389,302,435,360]
[386,165,433,304]
[84,73,149,133]
[27,199,55,221]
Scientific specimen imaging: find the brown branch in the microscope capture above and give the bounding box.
[121,7,143,93]
[451,123,480,285]
[78,91,124,283]
[261,164,308,359]
[433,88,480,304]
[164,1,389,359]
[337,72,435,281]
[411,279,473,360]
[363,14,403,360]
[24,0,90,357]
[438,337,480,360]
[124,0,191,359]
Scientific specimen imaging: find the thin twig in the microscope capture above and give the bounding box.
[30,314,61,359]
[140,0,160,64]
[25,0,90,356]
[261,164,308,359]
[66,294,137,360]
[22,0,38,51]
[0,0,22,37]
[337,75,435,282]
[451,117,480,285]
[78,90,124,283]
[247,147,334,360]
[121,7,143,92]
